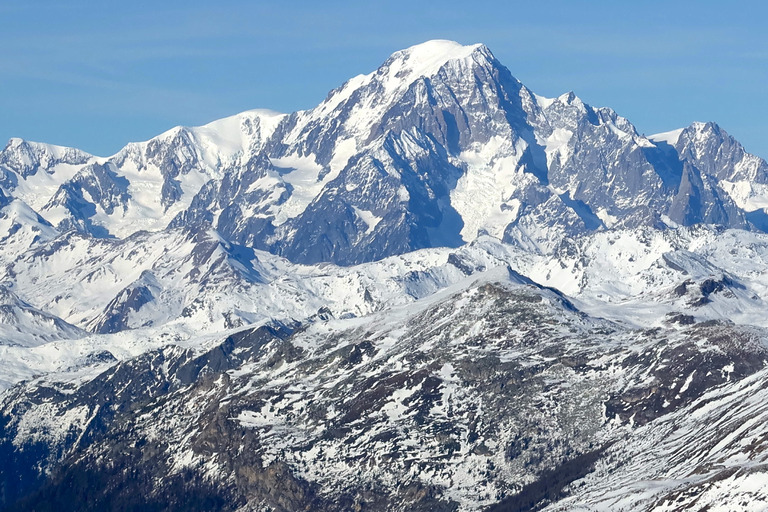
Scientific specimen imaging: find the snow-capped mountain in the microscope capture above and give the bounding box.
[3,41,767,264]
[2,40,768,511]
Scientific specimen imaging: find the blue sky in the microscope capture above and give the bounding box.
[1,1,766,158]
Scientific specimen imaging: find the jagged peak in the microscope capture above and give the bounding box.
[293,40,499,144]
[651,122,730,148]
[553,91,594,115]
[676,121,739,144]
[678,121,733,146]
[689,120,720,131]
[318,41,489,102]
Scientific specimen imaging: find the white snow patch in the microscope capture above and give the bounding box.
[541,127,574,167]
[381,385,420,422]
[596,208,619,228]
[270,153,335,225]
[330,137,357,172]
[678,370,695,393]
[534,94,556,109]
[352,207,382,235]
[719,180,768,211]
[452,137,528,240]
[650,128,684,146]
[237,403,284,429]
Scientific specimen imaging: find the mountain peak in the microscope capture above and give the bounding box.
[382,40,490,83]
[284,40,498,162]
[393,39,486,65]
[687,120,723,137]
[5,137,25,149]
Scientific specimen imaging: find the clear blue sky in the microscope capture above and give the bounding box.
[2,1,766,159]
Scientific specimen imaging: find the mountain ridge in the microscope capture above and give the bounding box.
[3,40,768,265]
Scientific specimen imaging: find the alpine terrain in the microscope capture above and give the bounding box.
[2,40,768,511]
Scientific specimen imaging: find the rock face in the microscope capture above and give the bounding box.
[2,41,768,264]
[3,40,768,511]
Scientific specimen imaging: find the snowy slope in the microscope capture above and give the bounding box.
[0,196,59,266]
[545,364,768,511]
[0,285,84,348]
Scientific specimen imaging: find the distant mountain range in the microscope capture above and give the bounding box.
[3,40,768,265]
[2,40,768,511]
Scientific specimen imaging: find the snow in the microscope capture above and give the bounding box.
[4,39,768,512]
[352,206,382,235]
[5,222,768,510]
[305,73,371,124]
[269,153,336,225]
[330,137,357,172]
[192,116,249,160]
[11,161,86,211]
[0,199,58,258]
[541,127,575,167]
[678,370,695,393]
[383,40,484,95]
[6,223,763,378]
[1,109,293,239]
[535,93,557,109]
[283,40,487,153]
[0,231,484,390]
[605,121,631,140]
[595,208,619,228]
[453,136,529,240]
[650,128,684,146]
[381,385,420,421]
[546,366,768,511]
[192,109,286,163]
[237,403,285,429]
[719,179,768,211]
